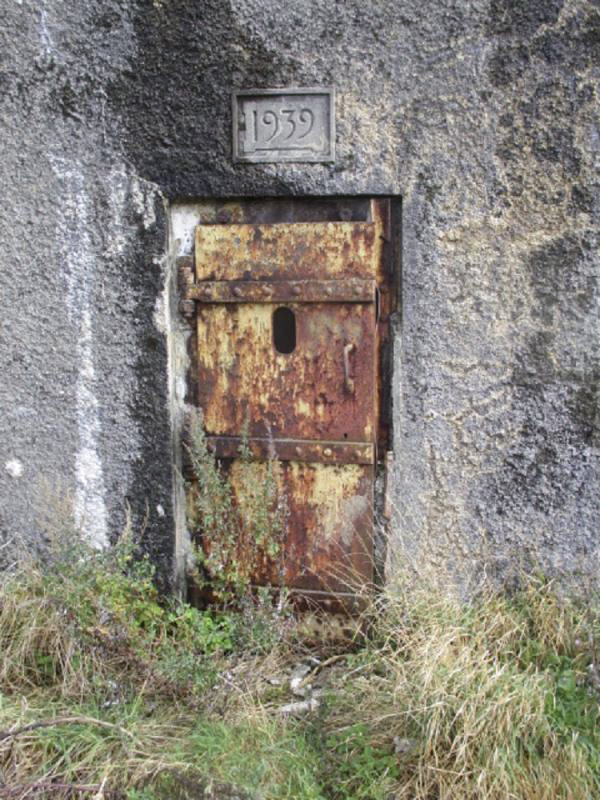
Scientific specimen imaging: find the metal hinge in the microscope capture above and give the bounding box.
[177,258,375,318]
[186,278,375,304]
[177,256,196,321]
[182,433,374,466]
[206,436,374,465]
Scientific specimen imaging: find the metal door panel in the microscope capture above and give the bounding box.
[190,207,386,597]
[196,301,376,442]
[195,221,378,281]
[228,460,373,594]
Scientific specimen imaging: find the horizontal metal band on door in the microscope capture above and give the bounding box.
[205,436,375,465]
[185,279,376,304]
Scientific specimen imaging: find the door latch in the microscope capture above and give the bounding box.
[343,342,356,395]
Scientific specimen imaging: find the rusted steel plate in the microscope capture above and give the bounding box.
[205,436,374,465]
[195,221,378,281]
[228,460,374,594]
[185,279,376,304]
[196,301,376,442]
[192,214,384,596]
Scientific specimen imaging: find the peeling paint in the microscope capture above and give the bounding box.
[171,205,205,256]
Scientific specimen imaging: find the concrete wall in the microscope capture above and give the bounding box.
[1,0,599,591]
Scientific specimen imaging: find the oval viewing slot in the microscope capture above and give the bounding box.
[273,307,296,354]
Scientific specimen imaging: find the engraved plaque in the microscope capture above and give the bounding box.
[233,88,335,163]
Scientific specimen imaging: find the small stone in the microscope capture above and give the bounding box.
[393,736,417,756]
[290,663,312,695]
[279,691,323,716]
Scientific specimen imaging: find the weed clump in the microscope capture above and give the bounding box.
[185,409,287,605]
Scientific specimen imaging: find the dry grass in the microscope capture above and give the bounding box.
[320,580,600,799]
[0,518,599,799]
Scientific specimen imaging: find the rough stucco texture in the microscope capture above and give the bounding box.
[1,0,599,589]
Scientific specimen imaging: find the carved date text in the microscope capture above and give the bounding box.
[233,89,334,163]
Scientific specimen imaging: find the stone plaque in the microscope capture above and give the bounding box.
[233,88,335,163]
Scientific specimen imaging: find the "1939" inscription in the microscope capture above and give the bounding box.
[233,88,335,164]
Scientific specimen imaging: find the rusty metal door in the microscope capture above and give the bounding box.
[187,200,391,599]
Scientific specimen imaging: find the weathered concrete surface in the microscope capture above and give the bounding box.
[1,0,599,589]
[0,2,174,583]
